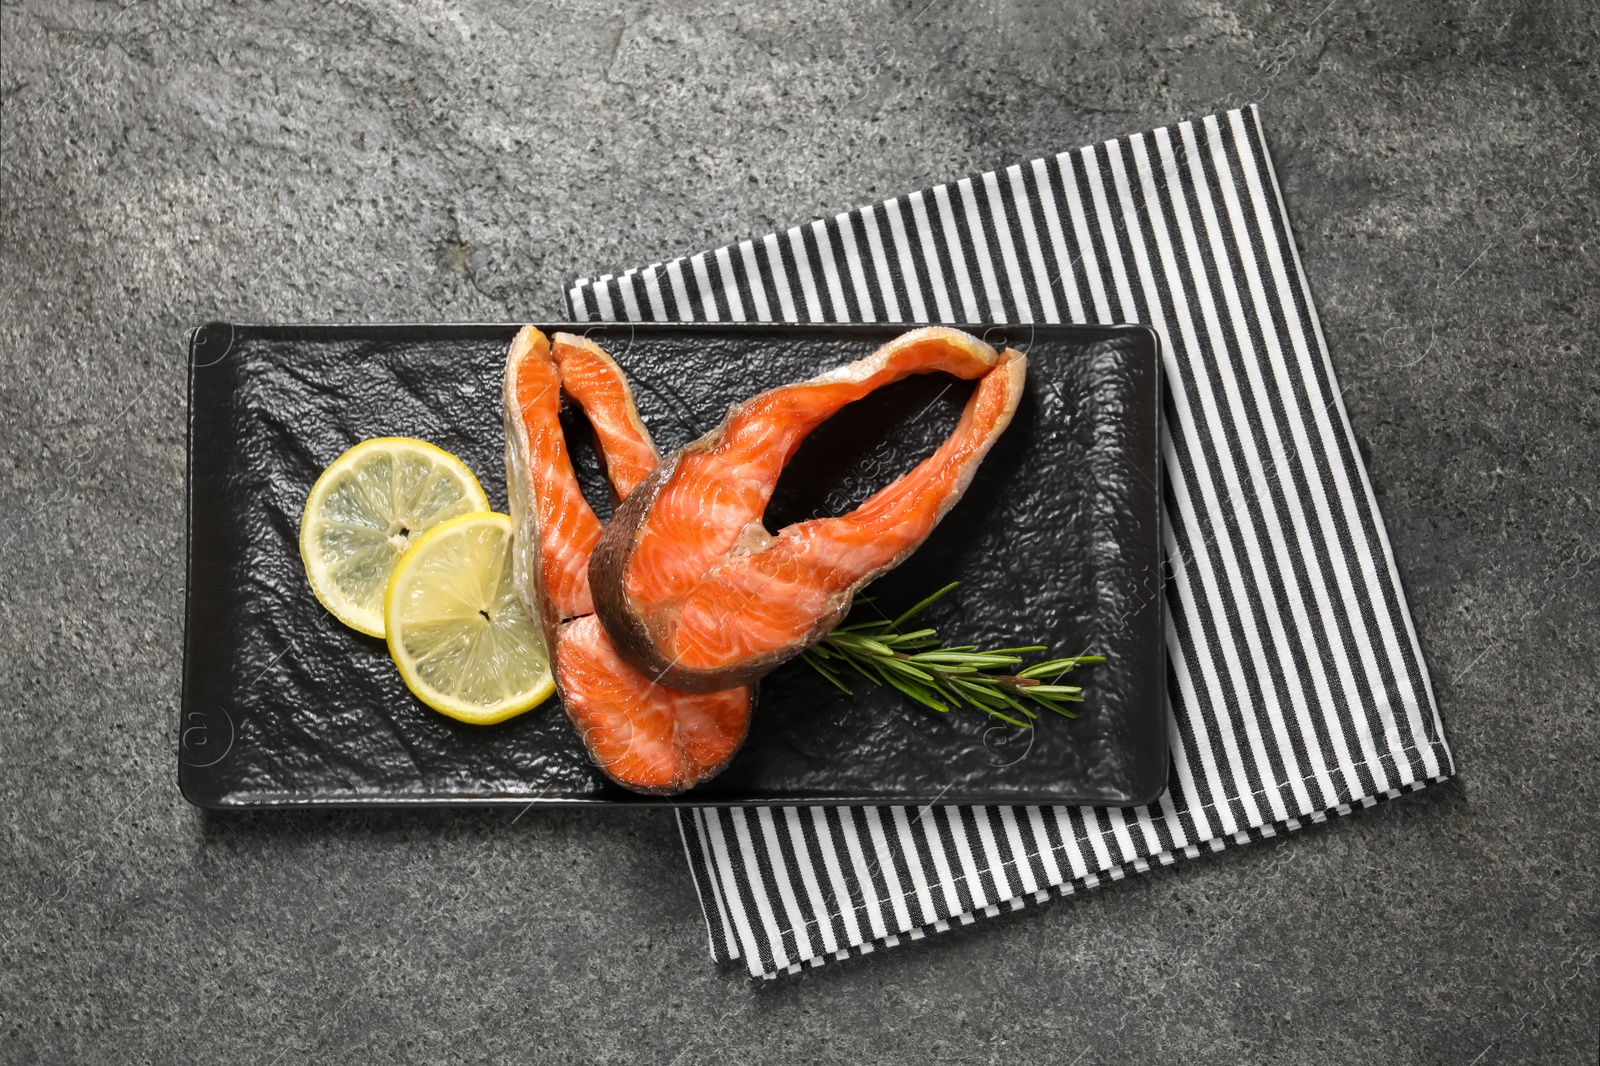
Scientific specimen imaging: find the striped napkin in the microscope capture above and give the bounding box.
[567,105,1455,979]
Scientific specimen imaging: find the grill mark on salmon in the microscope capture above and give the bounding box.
[589,326,1028,693]
[504,327,753,794]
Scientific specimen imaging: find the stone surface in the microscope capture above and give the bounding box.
[1,0,1596,1063]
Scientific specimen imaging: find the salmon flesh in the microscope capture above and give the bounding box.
[503,327,753,794]
[589,326,1028,693]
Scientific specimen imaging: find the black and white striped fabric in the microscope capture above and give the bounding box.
[567,106,1455,979]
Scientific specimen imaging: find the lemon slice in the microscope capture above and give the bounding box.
[384,511,555,724]
[300,437,491,638]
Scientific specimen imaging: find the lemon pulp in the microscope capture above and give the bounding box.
[384,511,554,724]
[300,437,490,637]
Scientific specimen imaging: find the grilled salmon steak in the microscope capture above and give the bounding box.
[503,327,753,794]
[589,326,1028,693]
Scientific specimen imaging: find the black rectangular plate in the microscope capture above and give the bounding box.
[182,323,1166,808]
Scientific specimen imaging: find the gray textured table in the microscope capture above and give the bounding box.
[2,1,1596,1062]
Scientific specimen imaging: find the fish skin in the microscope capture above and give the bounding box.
[590,326,1029,693]
[503,326,754,794]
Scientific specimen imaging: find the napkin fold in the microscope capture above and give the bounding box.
[568,106,1455,979]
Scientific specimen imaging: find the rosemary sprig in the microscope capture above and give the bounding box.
[801,581,1106,728]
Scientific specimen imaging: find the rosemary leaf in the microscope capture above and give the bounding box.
[802,651,854,695]
[890,581,961,628]
[1017,655,1107,679]
[880,657,939,685]
[840,650,884,687]
[880,667,951,713]
[910,651,1024,667]
[1025,684,1087,698]
[990,687,1041,720]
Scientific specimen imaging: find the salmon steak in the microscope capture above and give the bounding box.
[503,327,753,794]
[589,326,1029,693]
